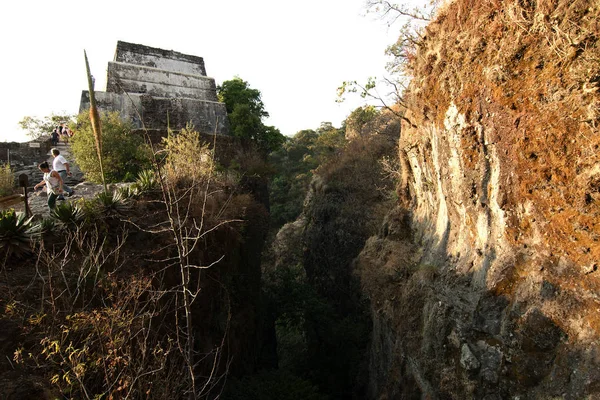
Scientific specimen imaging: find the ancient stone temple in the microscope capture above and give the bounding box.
[79,41,229,136]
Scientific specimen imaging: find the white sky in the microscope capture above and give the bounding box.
[0,0,415,142]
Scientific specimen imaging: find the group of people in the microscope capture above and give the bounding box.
[33,148,75,210]
[50,124,73,146]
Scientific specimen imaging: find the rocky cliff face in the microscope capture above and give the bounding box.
[354,0,600,398]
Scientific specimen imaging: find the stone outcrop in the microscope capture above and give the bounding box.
[354,0,600,398]
[79,41,229,137]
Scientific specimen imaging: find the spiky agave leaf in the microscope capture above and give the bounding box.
[0,209,34,258]
[28,217,56,237]
[117,184,139,200]
[50,202,86,227]
[136,169,158,192]
[96,190,129,214]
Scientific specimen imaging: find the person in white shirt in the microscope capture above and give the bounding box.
[34,161,64,210]
[51,148,74,199]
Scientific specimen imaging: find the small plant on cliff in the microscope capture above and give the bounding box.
[0,163,14,196]
[121,116,244,398]
[0,209,34,259]
[14,230,185,399]
[336,1,438,126]
[70,111,152,183]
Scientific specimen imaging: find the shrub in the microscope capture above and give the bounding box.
[70,111,152,183]
[0,209,34,259]
[0,163,14,196]
[162,126,214,186]
[28,274,185,399]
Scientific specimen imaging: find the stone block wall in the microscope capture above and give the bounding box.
[114,41,207,76]
[106,62,218,101]
[0,140,51,166]
[80,92,229,135]
[80,41,229,136]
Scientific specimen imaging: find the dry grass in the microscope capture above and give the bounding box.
[394,0,600,346]
[403,0,600,271]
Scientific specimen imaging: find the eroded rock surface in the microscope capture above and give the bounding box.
[353,0,600,398]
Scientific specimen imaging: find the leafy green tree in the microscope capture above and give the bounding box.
[229,103,263,139]
[259,125,286,154]
[19,113,74,140]
[343,105,381,139]
[219,77,268,118]
[70,111,151,183]
[218,77,285,154]
[269,125,346,228]
[313,123,346,156]
[346,105,379,127]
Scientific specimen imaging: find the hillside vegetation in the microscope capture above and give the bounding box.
[2,1,599,398]
[0,128,270,399]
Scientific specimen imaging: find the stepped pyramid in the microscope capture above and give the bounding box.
[79,41,229,137]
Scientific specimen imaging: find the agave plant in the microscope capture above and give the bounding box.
[50,201,86,227]
[117,184,139,200]
[135,169,158,192]
[96,190,129,214]
[28,217,56,237]
[0,209,34,258]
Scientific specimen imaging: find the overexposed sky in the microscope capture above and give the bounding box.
[1,0,414,142]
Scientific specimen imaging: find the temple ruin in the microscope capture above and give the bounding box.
[79,41,229,137]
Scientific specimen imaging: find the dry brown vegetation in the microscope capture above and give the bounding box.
[350,1,600,397]
[0,127,269,398]
[410,0,599,257]
[401,0,600,327]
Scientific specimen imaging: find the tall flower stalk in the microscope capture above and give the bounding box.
[84,50,108,193]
